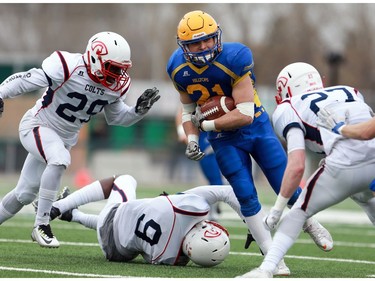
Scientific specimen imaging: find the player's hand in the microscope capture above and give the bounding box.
[264,207,283,231]
[191,106,205,130]
[0,97,4,117]
[317,107,348,135]
[185,141,205,161]
[135,87,161,115]
[244,230,255,249]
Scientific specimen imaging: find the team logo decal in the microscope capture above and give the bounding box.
[91,40,108,56]
[277,76,288,89]
[204,228,221,238]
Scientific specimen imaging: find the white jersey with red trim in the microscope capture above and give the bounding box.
[113,193,210,265]
[0,51,143,147]
[109,184,243,266]
[272,85,375,166]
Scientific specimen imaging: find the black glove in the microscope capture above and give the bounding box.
[244,230,264,255]
[135,87,161,115]
[159,191,169,196]
[244,230,255,249]
[0,97,4,117]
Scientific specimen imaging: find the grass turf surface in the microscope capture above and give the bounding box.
[0,176,374,278]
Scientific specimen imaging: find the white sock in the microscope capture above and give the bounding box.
[260,209,306,272]
[244,208,273,255]
[54,180,104,213]
[260,232,294,272]
[0,191,23,224]
[71,209,98,230]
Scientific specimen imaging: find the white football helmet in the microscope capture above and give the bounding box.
[275,62,324,104]
[182,220,230,267]
[84,31,132,91]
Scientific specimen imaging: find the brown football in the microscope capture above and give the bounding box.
[201,96,235,120]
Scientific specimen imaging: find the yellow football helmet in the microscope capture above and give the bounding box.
[177,10,222,66]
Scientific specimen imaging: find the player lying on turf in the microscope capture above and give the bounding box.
[33,174,294,272]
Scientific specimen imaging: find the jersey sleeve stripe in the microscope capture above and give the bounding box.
[172,206,208,216]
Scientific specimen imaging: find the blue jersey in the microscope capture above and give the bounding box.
[167,42,263,108]
[167,43,301,217]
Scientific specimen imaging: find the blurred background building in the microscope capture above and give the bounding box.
[1,3,375,187]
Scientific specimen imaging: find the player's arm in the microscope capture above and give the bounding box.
[183,184,244,220]
[0,68,49,117]
[104,100,144,126]
[210,75,254,131]
[0,68,49,99]
[264,127,306,230]
[339,118,375,140]
[318,105,375,140]
[175,106,187,144]
[180,93,204,161]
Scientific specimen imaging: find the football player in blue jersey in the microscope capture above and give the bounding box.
[166,10,332,267]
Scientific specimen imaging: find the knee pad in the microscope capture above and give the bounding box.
[46,147,71,167]
[15,189,38,205]
[113,175,137,202]
[238,193,262,217]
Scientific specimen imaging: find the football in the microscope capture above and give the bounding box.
[200,96,235,120]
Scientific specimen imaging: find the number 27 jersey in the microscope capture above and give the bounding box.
[272,85,375,165]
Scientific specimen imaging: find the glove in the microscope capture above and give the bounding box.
[135,87,161,115]
[263,207,283,231]
[317,107,348,135]
[0,97,3,117]
[191,106,205,130]
[244,230,255,249]
[185,141,205,161]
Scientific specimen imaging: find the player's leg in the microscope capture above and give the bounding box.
[96,175,137,229]
[199,132,223,221]
[350,189,375,225]
[212,143,274,256]
[199,133,223,186]
[251,130,301,205]
[252,129,332,251]
[242,164,367,277]
[52,177,114,217]
[0,154,44,224]
[20,127,70,248]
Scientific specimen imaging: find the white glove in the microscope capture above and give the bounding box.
[191,106,205,130]
[317,107,348,135]
[263,207,283,231]
[135,87,161,115]
[185,141,205,161]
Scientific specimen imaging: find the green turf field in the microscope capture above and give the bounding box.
[0,176,374,278]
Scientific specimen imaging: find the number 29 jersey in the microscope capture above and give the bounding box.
[19,51,134,147]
